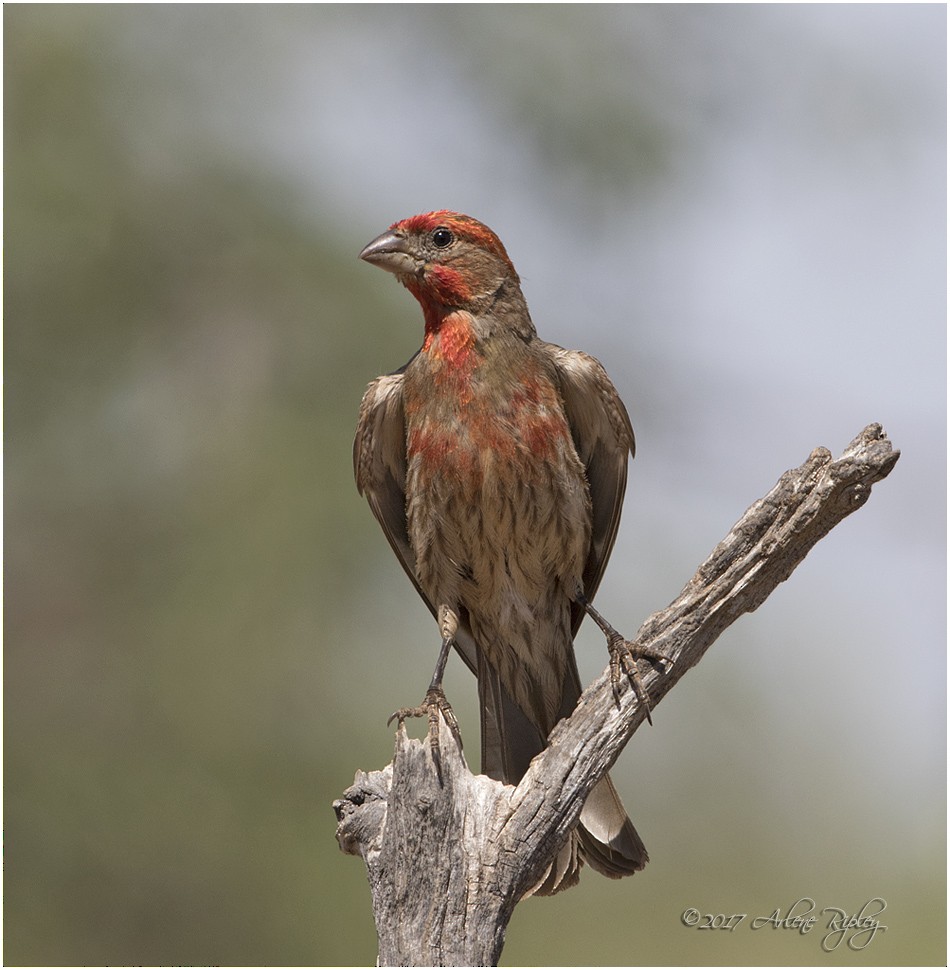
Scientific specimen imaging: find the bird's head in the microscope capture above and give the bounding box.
[359,211,527,333]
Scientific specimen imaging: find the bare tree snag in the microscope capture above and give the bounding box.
[334,423,900,967]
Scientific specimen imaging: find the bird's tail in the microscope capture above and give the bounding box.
[527,775,647,896]
[577,775,649,878]
[474,640,648,896]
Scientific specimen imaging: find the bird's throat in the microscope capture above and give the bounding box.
[422,310,478,377]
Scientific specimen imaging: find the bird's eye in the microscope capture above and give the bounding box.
[432,227,454,249]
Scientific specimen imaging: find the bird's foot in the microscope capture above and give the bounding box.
[607,634,673,726]
[388,687,462,777]
[577,591,673,725]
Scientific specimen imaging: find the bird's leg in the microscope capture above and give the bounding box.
[388,606,462,777]
[575,592,673,725]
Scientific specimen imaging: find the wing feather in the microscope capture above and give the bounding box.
[353,368,480,678]
[353,371,419,595]
[545,345,635,634]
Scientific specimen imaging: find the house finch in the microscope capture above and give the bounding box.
[354,211,659,894]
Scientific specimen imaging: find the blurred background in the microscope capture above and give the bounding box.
[5,5,945,966]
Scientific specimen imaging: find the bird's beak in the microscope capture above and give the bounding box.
[359,230,420,277]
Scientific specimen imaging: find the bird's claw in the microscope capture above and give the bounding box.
[387,687,462,778]
[607,634,673,725]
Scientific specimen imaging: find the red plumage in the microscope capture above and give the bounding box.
[354,211,646,895]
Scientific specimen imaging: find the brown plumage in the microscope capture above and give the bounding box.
[354,211,647,894]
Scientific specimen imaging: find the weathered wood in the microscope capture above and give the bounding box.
[334,424,899,966]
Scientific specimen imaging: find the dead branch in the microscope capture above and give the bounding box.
[333,423,899,966]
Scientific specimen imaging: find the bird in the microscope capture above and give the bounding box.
[353,211,661,894]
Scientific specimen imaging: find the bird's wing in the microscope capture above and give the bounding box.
[353,370,420,599]
[545,345,635,635]
[353,367,481,679]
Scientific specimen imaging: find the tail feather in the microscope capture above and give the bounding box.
[474,640,648,895]
[579,774,648,877]
[527,831,582,897]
